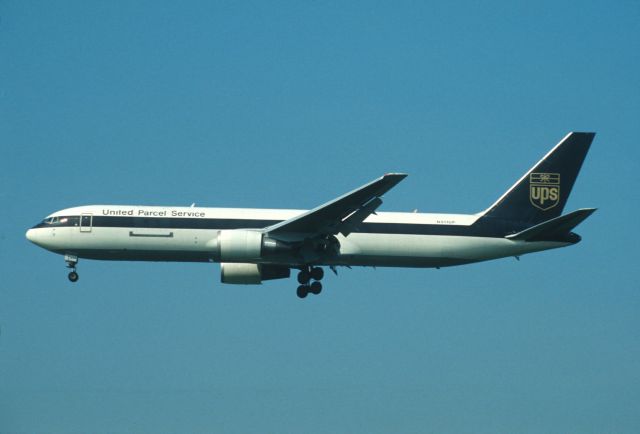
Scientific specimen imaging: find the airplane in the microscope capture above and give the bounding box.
[26,132,596,298]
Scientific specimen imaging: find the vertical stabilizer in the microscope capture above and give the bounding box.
[480,132,595,227]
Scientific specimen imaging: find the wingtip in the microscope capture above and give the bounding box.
[384,172,408,178]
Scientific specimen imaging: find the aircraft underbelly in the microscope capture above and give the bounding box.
[337,234,568,268]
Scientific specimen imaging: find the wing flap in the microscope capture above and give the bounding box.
[340,197,382,236]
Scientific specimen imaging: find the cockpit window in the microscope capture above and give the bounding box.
[41,216,79,226]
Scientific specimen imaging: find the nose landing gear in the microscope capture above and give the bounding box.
[65,254,79,283]
[296,267,324,298]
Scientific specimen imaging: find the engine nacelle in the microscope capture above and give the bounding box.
[218,230,263,261]
[216,230,293,262]
[220,263,291,284]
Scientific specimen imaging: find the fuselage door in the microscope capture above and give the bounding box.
[80,213,93,233]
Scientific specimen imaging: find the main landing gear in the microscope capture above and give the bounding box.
[296,267,324,299]
[65,254,79,283]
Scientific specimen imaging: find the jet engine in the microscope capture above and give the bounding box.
[216,230,292,261]
[220,263,290,284]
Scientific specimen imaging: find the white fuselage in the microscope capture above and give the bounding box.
[26,205,569,268]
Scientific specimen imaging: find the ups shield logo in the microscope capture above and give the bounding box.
[530,173,560,210]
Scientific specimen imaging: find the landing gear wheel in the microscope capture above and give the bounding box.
[310,281,322,295]
[310,267,324,281]
[296,285,309,299]
[68,271,79,282]
[297,270,311,285]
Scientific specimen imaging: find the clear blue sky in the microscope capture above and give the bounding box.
[1,1,639,433]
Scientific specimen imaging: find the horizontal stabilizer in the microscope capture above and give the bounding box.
[506,208,596,241]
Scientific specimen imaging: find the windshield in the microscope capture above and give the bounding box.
[40,216,79,226]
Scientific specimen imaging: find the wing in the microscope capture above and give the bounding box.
[264,173,407,240]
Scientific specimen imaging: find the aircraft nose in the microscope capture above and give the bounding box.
[26,228,37,243]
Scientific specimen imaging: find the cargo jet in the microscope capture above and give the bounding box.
[26,132,596,298]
